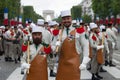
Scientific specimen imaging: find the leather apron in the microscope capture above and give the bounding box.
[26,53,48,80]
[89,44,92,58]
[56,30,80,80]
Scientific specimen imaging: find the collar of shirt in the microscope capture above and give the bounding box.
[33,44,42,51]
[64,25,74,33]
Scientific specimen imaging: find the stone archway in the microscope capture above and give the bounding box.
[43,10,54,21]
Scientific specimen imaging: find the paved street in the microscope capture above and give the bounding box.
[0,34,120,80]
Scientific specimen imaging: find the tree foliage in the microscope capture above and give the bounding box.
[92,0,110,19]
[71,5,82,20]
[82,14,92,23]
[0,0,43,25]
[0,0,21,24]
[92,0,120,19]
[22,6,43,23]
[110,0,120,16]
[23,6,43,23]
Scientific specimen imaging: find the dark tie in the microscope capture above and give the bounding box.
[66,27,69,35]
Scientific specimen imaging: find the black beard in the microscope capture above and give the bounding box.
[94,30,98,34]
[33,38,41,46]
[63,22,71,27]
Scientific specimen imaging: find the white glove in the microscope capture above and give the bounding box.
[51,46,56,51]
[82,56,90,64]
[21,63,30,70]
[79,57,90,70]
[55,41,61,46]
[29,36,33,42]
[97,45,104,50]
[112,42,115,49]
[79,63,86,70]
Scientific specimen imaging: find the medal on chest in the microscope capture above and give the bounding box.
[67,34,75,41]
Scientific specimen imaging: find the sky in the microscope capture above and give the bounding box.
[21,0,82,18]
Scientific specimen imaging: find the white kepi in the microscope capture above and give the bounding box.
[32,26,43,33]
[61,10,71,17]
[89,23,98,29]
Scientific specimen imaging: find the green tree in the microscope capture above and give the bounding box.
[0,0,21,24]
[82,14,92,23]
[92,0,110,19]
[0,0,43,25]
[110,0,120,17]
[0,0,4,24]
[71,5,82,20]
[23,6,43,23]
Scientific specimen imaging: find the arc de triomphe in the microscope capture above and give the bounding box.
[43,10,54,21]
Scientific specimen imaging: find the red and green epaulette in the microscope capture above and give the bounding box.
[22,29,28,35]
[92,34,97,41]
[21,42,28,52]
[41,41,51,54]
[44,45,52,54]
[76,26,85,34]
[52,29,59,36]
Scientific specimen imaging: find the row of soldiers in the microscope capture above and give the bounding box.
[0,18,62,77]
[88,22,118,80]
[0,10,119,80]
[72,17,118,80]
[0,24,23,63]
[23,10,118,80]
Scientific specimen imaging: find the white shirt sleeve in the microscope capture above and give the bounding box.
[76,32,89,56]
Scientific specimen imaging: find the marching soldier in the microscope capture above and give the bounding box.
[12,26,22,63]
[50,21,60,57]
[17,24,24,61]
[93,24,108,72]
[56,10,90,80]
[37,19,56,77]
[89,23,104,80]
[49,21,60,76]
[112,24,118,50]
[37,19,51,43]
[99,25,110,67]
[106,22,117,66]
[21,26,48,80]
[4,26,15,62]
[22,22,34,47]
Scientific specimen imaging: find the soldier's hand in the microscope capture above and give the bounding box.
[97,45,104,50]
[79,63,86,70]
[21,63,30,70]
[56,41,61,46]
[79,56,90,70]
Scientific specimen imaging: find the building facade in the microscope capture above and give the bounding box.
[79,0,94,19]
